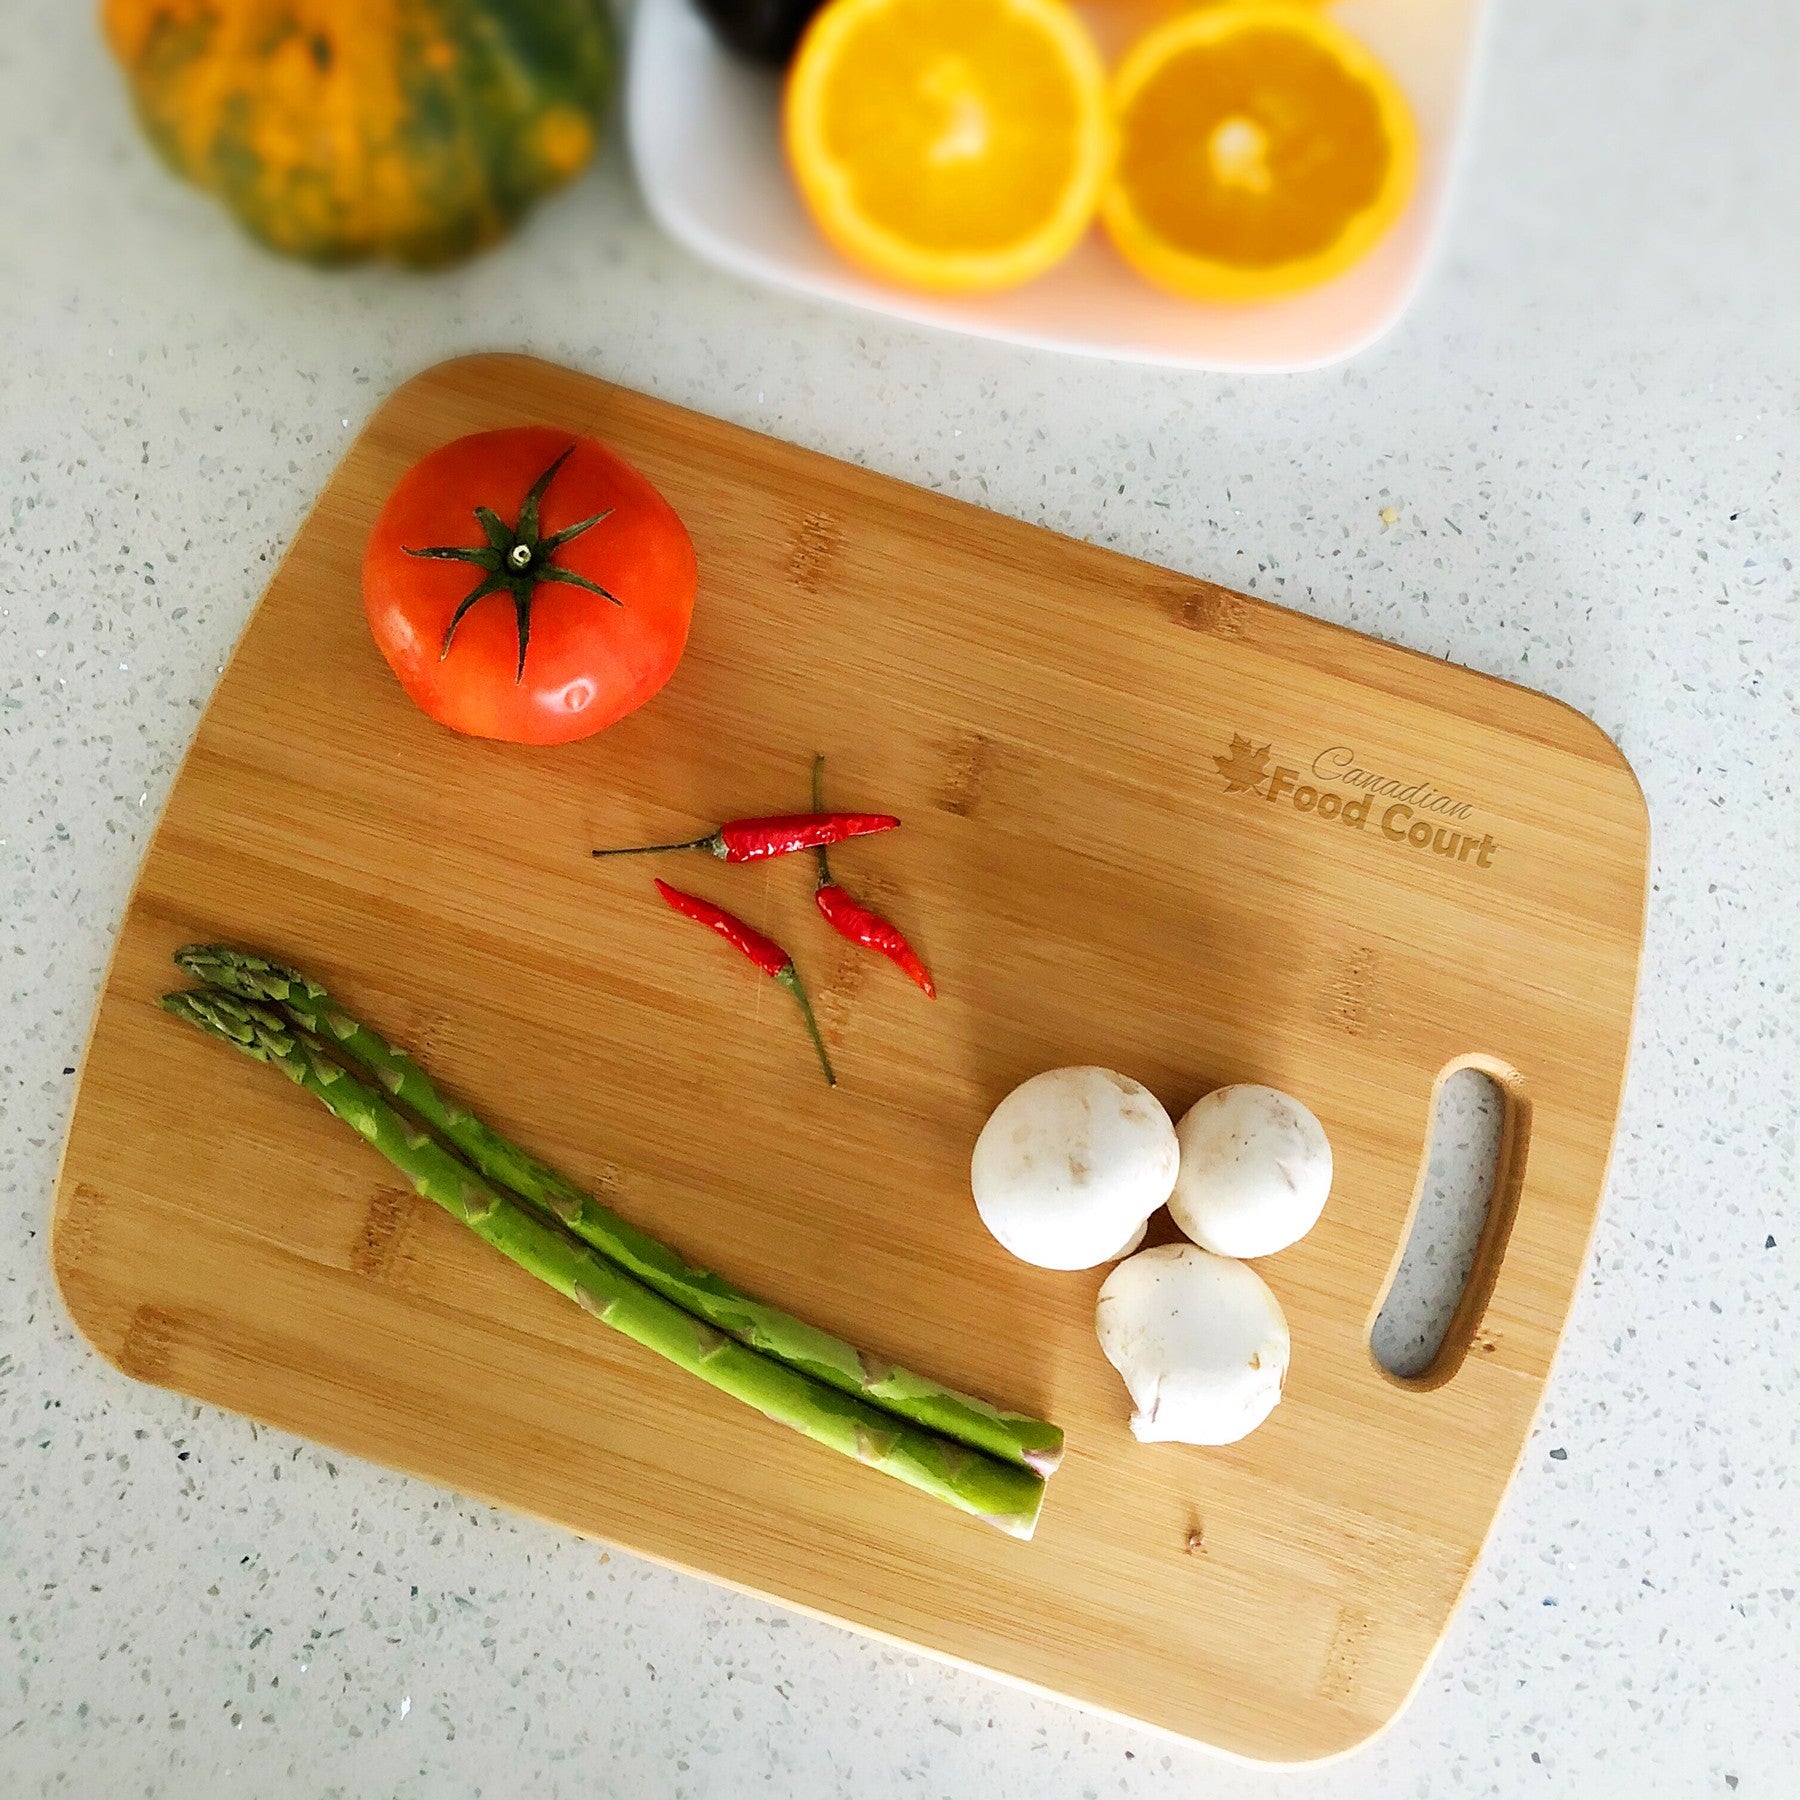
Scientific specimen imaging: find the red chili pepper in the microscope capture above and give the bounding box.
[653,879,836,1086]
[815,884,938,998]
[595,812,899,863]
[810,757,937,999]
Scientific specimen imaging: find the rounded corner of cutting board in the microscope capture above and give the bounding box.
[1485,667,1648,801]
[48,1168,134,1384]
[1466,673,1652,934]
[46,919,153,1385]
[1543,691,1652,844]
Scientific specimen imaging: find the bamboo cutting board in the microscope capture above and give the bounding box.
[52,356,1647,1764]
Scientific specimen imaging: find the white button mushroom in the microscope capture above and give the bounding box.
[971,1067,1179,1270]
[1095,1245,1290,1444]
[1167,1084,1332,1260]
[1109,1218,1149,1261]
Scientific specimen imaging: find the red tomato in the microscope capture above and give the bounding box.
[362,426,697,745]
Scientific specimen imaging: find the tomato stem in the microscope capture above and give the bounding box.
[403,444,620,682]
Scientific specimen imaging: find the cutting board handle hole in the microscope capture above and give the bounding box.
[1371,1061,1526,1387]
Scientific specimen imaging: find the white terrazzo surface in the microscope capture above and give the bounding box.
[2,2,1795,1794]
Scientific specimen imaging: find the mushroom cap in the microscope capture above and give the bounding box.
[1109,1218,1149,1261]
[1095,1245,1290,1445]
[971,1067,1179,1271]
[1168,1084,1332,1260]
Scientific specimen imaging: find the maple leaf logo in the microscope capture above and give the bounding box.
[1213,734,1272,795]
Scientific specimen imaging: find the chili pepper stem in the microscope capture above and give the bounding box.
[593,834,724,859]
[778,965,837,1088]
[811,753,833,889]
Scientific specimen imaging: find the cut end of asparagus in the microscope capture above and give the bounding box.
[988,1507,1041,1542]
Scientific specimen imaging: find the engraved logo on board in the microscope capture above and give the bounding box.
[1212,735,1501,870]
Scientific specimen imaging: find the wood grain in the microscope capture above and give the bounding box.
[51,356,1647,1763]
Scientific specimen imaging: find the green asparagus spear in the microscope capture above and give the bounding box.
[174,945,1063,1477]
[162,988,1046,1538]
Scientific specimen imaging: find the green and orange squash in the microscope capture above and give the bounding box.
[103,0,615,266]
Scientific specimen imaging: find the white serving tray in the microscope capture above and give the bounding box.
[627,0,1490,370]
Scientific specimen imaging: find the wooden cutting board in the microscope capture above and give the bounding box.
[52,355,1647,1764]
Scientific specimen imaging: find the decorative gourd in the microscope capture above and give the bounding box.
[103,1,615,266]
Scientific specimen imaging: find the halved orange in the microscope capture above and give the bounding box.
[784,0,1113,294]
[1102,6,1419,303]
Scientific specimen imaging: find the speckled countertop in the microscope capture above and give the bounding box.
[2,3,1795,1795]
